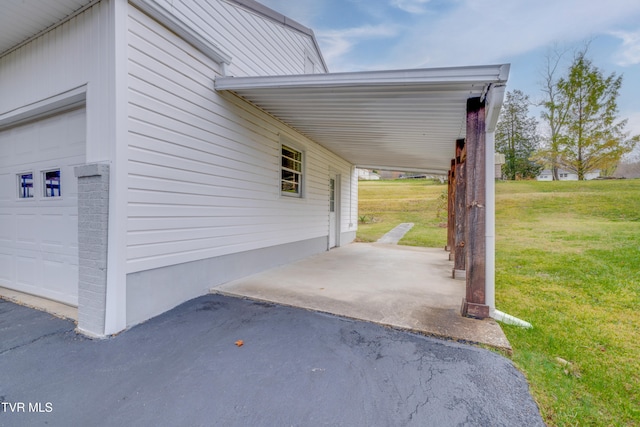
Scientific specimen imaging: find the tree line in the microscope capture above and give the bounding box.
[496,48,639,180]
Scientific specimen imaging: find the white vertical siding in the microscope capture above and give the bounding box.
[0,1,112,162]
[152,0,324,76]
[0,3,105,112]
[126,6,354,273]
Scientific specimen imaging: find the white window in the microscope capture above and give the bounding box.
[281,144,303,197]
[43,169,61,197]
[18,172,34,198]
[329,178,335,212]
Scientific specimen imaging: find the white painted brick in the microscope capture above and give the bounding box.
[74,163,110,337]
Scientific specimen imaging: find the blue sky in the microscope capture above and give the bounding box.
[259,0,640,139]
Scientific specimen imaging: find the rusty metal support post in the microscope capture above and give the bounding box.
[446,158,455,254]
[452,138,466,279]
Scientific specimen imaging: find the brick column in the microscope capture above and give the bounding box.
[74,163,110,337]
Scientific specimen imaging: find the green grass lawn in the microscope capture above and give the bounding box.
[357,178,640,426]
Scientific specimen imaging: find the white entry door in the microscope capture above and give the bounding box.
[0,108,85,306]
[328,175,340,248]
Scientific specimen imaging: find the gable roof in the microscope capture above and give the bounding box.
[0,0,328,72]
[223,0,328,72]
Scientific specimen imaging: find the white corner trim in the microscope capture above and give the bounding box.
[485,84,506,133]
[498,63,511,82]
[0,85,87,130]
[130,0,233,71]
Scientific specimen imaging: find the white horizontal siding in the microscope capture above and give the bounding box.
[152,0,323,76]
[126,6,353,273]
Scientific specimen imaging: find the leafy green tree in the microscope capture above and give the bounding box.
[555,52,638,179]
[495,90,541,180]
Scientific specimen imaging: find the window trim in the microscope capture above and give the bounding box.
[17,171,35,199]
[42,168,62,198]
[280,138,305,198]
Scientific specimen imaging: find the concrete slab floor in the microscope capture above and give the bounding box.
[0,286,78,322]
[214,243,511,352]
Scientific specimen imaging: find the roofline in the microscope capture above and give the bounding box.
[1,0,100,59]
[215,64,510,91]
[356,165,450,175]
[226,0,329,72]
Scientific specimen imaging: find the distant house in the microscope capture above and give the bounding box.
[357,169,381,180]
[537,169,601,181]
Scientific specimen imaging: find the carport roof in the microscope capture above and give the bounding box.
[215,64,509,174]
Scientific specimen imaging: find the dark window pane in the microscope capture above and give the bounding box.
[44,170,61,197]
[19,173,34,198]
[281,145,303,196]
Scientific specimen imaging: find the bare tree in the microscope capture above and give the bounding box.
[538,45,572,180]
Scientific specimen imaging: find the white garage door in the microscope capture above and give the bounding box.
[0,108,86,306]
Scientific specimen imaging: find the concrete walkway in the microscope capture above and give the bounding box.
[214,243,510,351]
[0,295,543,426]
[377,222,414,244]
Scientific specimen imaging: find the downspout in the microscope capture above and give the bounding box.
[485,103,532,329]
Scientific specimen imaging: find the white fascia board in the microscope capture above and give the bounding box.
[130,0,232,70]
[356,165,449,175]
[0,85,86,130]
[485,83,507,133]
[215,64,510,91]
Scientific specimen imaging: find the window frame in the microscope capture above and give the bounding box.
[42,168,62,198]
[280,139,305,198]
[17,172,35,199]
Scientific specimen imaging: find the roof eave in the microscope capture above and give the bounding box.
[215,64,510,91]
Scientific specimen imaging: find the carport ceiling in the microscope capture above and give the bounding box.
[215,64,510,174]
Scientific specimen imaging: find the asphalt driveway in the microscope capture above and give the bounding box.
[0,294,544,426]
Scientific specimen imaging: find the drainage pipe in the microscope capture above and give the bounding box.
[484,125,532,329]
[492,309,533,328]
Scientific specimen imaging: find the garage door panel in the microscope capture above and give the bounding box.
[15,213,37,249]
[0,212,12,241]
[43,259,78,304]
[0,253,12,282]
[0,108,85,306]
[15,255,38,286]
[0,174,11,201]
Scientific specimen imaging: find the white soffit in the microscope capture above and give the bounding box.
[0,0,96,56]
[216,64,510,173]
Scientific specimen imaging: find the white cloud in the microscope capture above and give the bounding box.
[624,111,640,136]
[390,0,432,14]
[317,24,398,66]
[611,30,640,66]
[386,0,640,68]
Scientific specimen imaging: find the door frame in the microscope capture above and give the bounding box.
[328,173,341,249]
